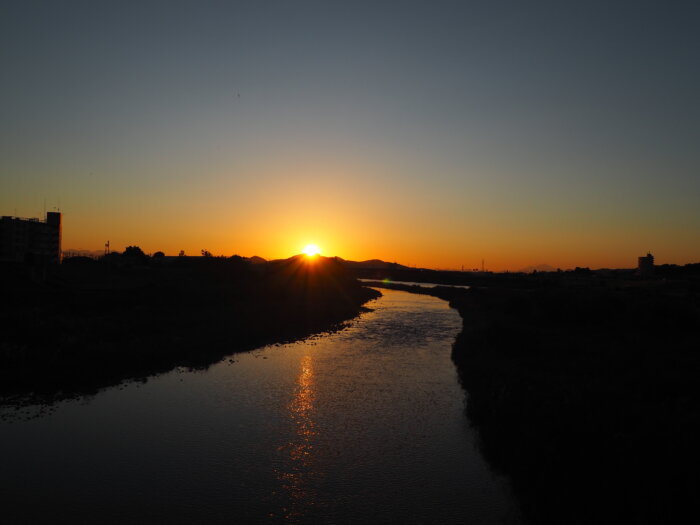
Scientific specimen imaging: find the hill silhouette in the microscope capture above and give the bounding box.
[339,258,410,270]
[0,253,379,403]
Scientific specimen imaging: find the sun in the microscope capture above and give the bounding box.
[303,244,321,256]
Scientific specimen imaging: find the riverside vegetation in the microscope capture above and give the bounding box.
[369,272,700,525]
[0,251,379,403]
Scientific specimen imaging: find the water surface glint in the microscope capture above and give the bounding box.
[0,289,520,524]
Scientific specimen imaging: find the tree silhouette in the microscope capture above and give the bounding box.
[124,246,146,258]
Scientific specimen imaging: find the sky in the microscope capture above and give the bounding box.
[2,0,699,271]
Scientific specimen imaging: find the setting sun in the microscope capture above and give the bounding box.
[303,244,321,256]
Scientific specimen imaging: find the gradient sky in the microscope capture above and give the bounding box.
[2,0,699,270]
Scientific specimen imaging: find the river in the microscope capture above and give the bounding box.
[0,289,519,524]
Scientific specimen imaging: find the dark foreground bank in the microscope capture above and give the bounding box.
[0,255,379,403]
[370,278,700,524]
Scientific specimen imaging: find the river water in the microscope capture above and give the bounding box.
[0,289,519,524]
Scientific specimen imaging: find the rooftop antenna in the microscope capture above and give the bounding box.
[105,240,110,256]
[43,198,46,220]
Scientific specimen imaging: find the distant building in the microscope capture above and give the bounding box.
[0,212,62,264]
[637,252,654,278]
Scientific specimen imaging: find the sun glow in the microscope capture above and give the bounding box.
[303,244,320,256]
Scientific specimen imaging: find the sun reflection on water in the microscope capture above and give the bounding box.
[275,353,319,520]
[289,354,316,460]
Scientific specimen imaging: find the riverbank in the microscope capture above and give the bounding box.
[369,278,700,524]
[0,287,520,524]
[0,255,380,403]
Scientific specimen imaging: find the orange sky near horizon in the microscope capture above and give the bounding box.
[56,202,696,272]
[8,148,700,272]
[43,155,697,272]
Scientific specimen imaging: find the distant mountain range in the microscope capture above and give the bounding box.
[262,255,410,270]
[59,251,561,274]
[63,250,411,271]
[336,258,410,270]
